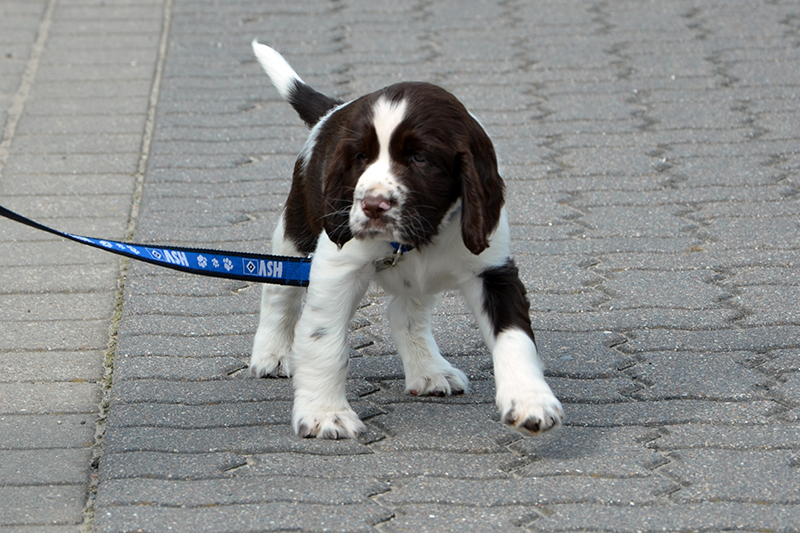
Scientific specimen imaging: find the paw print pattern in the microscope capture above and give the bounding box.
[223,258,233,271]
[197,255,208,268]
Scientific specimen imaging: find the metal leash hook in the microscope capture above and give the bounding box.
[374,245,406,272]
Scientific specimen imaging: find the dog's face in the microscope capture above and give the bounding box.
[320,83,505,255]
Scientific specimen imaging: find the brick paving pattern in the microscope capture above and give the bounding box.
[1,0,799,532]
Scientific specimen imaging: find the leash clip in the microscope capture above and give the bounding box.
[374,245,407,272]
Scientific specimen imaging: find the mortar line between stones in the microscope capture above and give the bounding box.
[80,0,175,531]
[127,0,174,243]
[0,0,58,178]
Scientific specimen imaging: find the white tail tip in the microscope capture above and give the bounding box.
[251,39,302,101]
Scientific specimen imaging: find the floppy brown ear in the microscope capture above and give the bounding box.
[322,145,354,247]
[460,122,505,255]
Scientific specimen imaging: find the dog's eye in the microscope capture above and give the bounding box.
[409,152,426,165]
[355,152,368,161]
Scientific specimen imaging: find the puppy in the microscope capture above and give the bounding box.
[249,40,563,439]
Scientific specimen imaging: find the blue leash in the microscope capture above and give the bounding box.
[0,205,312,287]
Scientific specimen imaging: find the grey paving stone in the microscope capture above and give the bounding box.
[668,448,800,503]
[0,264,119,293]
[378,504,541,533]
[561,399,776,428]
[113,331,253,358]
[0,194,134,220]
[0,485,86,527]
[0,351,105,383]
[4,152,140,175]
[649,424,800,452]
[0,382,101,415]
[511,426,666,477]
[1,292,115,322]
[0,174,134,195]
[119,313,255,337]
[0,319,110,352]
[0,217,129,242]
[0,449,91,484]
[622,326,800,354]
[9,132,143,154]
[534,307,740,332]
[102,425,372,456]
[773,371,800,405]
[99,450,248,481]
[112,355,247,381]
[106,401,293,429]
[628,351,764,401]
[243,450,518,480]
[0,414,95,449]
[97,476,389,506]
[377,475,676,507]
[738,285,800,326]
[108,378,294,405]
[759,349,800,376]
[93,502,393,533]
[13,113,146,135]
[367,403,518,454]
[527,502,800,533]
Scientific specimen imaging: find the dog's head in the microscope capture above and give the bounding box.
[321,83,504,255]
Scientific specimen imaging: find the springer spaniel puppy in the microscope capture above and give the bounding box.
[250,40,563,439]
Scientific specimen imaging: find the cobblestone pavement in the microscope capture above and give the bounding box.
[1,0,799,531]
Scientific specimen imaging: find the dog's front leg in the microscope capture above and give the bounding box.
[461,259,563,435]
[290,237,374,439]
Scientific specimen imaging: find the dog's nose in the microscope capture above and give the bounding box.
[361,195,392,219]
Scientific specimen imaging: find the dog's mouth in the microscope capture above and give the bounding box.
[350,194,405,241]
[351,217,402,241]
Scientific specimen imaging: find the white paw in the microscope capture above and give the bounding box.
[405,366,469,397]
[249,347,290,378]
[292,407,365,439]
[497,388,563,436]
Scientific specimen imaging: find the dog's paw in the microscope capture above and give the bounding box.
[498,390,563,436]
[293,408,365,440]
[249,351,290,378]
[405,367,469,397]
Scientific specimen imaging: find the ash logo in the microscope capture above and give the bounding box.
[147,248,189,267]
[245,259,283,279]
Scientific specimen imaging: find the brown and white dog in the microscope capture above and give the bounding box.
[250,40,563,439]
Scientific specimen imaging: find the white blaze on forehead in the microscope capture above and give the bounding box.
[372,97,407,157]
[355,97,407,199]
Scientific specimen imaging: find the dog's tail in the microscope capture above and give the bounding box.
[252,40,343,128]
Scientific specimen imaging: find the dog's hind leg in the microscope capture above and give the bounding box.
[387,294,469,397]
[250,216,304,378]
[460,259,563,436]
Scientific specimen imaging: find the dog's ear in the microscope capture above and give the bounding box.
[459,120,505,255]
[322,144,355,247]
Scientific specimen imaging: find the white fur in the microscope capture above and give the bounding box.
[250,217,304,378]
[349,98,409,242]
[492,329,563,434]
[251,40,302,101]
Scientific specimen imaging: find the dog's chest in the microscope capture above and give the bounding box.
[374,245,465,296]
